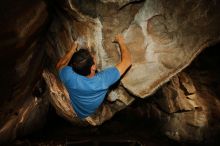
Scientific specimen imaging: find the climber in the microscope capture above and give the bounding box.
[56,34,131,120]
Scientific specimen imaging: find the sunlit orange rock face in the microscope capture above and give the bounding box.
[1,0,220,143]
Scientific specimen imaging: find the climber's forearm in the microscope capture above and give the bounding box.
[115,35,132,76]
[56,42,78,70]
[118,40,131,68]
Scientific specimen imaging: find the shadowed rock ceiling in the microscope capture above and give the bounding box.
[0,0,220,144]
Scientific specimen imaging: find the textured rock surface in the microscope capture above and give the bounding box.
[1,0,220,143]
[0,0,50,143]
[157,72,210,142]
[44,0,220,126]
[122,0,220,97]
[145,46,220,142]
[44,0,220,99]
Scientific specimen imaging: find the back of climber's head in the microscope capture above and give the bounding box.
[69,49,94,76]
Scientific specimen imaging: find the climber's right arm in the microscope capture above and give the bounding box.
[115,34,132,76]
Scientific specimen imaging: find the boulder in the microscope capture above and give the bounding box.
[1,0,220,143]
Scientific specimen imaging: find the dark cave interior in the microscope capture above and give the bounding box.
[8,43,220,146]
[1,0,220,145]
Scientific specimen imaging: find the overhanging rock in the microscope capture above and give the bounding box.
[45,0,220,125]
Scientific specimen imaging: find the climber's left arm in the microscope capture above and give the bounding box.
[56,42,78,70]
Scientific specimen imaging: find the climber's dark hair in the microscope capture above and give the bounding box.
[68,49,94,76]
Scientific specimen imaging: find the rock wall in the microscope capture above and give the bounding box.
[44,0,220,125]
[145,45,220,142]
[1,0,220,143]
[0,0,50,143]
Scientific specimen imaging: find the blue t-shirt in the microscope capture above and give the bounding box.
[59,66,120,119]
